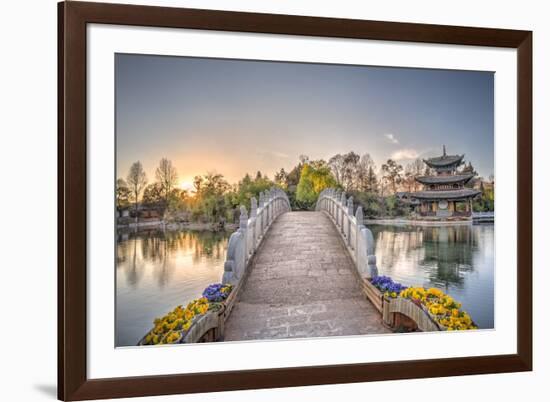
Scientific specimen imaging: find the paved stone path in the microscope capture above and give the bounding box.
[224,211,389,341]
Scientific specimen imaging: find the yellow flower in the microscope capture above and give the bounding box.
[164,331,181,344]
[184,309,194,321]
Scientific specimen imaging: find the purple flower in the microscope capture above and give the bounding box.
[202,283,232,302]
[371,275,407,294]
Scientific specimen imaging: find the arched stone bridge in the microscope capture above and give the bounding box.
[219,188,390,341]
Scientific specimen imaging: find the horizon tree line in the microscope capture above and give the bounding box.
[116,152,494,224]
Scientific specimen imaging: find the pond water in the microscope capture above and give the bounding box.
[116,223,494,346]
[367,224,494,329]
[116,229,230,346]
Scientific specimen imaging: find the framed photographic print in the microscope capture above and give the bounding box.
[58,1,532,400]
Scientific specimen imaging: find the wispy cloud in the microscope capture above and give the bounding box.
[256,149,291,163]
[391,148,419,161]
[269,151,289,159]
[384,133,399,144]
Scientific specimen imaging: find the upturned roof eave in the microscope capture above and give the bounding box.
[415,173,475,185]
[423,154,465,168]
[411,189,481,200]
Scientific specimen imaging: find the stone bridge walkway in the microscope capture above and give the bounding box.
[224,211,389,341]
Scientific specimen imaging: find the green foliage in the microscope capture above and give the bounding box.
[191,173,231,223]
[233,172,274,209]
[296,163,337,209]
[351,191,381,218]
[142,182,164,206]
[351,191,411,218]
[381,159,403,194]
[116,178,131,209]
[384,195,399,217]
[473,183,494,212]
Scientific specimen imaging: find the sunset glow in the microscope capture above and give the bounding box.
[179,180,194,192]
[115,54,494,183]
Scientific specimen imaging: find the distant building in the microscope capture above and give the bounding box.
[411,146,480,220]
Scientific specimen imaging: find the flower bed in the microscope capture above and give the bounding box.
[365,275,477,332]
[202,283,233,303]
[364,276,407,313]
[399,287,477,331]
[371,275,407,298]
[362,279,384,313]
[139,283,233,346]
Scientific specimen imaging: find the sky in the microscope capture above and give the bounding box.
[116,53,494,191]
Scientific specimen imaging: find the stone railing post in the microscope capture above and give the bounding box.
[355,205,364,258]
[239,206,248,261]
[334,190,340,225]
[340,192,347,233]
[269,190,274,224]
[331,190,335,218]
[250,197,257,251]
[315,188,379,280]
[265,190,271,228]
[346,196,354,246]
[347,196,354,216]
[261,191,266,232]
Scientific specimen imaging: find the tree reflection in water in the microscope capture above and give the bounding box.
[115,229,231,346]
[369,224,494,329]
[116,229,230,289]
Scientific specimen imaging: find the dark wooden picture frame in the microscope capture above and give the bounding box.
[58,1,532,400]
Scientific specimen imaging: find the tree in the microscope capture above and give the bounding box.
[403,170,414,192]
[126,161,147,222]
[142,183,164,205]
[328,154,345,186]
[404,158,424,192]
[155,157,178,204]
[403,159,423,192]
[381,159,403,194]
[233,172,273,209]
[461,161,477,175]
[341,152,360,191]
[356,153,376,192]
[116,178,131,209]
[274,168,288,188]
[192,172,231,223]
[296,162,337,207]
[351,191,381,218]
[473,178,494,212]
[329,151,360,191]
[365,165,379,193]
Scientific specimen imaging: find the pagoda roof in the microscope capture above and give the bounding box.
[411,188,481,200]
[423,154,464,168]
[415,174,475,185]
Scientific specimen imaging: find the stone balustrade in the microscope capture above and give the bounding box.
[315,188,379,278]
[222,188,291,285]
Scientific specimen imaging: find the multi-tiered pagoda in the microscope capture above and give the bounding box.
[412,146,480,220]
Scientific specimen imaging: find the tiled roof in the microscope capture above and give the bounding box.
[423,154,464,168]
[415,174,474,185]
[411,188,481,200]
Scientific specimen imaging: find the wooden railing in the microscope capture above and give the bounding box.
[315,188,379,278]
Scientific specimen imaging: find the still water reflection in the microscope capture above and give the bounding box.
[116,229,230,346]
[116,224,494,345]
[368,224,494,329]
